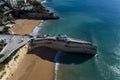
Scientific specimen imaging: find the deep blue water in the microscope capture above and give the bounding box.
[39,0,120,80]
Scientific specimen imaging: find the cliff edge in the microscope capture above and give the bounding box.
[0,44,29,80]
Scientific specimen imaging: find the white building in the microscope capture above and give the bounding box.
[6,0,27,7]
[17,0,27,4]
[5,0,17,7]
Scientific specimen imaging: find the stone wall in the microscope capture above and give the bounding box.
[0,44,29,80]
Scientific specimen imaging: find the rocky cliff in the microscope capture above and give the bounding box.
[0,44,29,80]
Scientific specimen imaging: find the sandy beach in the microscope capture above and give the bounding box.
[8,19,56,80]
[11,19,41,35]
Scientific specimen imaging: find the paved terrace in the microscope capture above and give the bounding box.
[0,34,95,63]
[33,35,90,44]
[0,35,31,63]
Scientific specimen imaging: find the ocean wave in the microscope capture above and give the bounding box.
[54,51,62,80]
[95,52,120,80]
[95,56,109,80]
[41,0,47,4]
[55,63,60,80]
[32,20,44,35]
[41,0,56,13]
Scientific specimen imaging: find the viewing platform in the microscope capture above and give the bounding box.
[0,34,97,63]
[30,35,97,55]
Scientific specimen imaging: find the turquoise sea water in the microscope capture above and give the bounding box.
[39,0,120,80]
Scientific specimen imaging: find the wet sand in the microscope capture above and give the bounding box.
[8,19,56,80]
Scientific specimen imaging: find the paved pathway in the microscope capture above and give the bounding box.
[0,35,31,63]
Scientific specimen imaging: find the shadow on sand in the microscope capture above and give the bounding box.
[28,47,95,64]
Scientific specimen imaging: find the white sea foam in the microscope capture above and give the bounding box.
[41,0,56,13]
[41,0,47,4]
[55,63,60,80]
[31,20,44,35]
[41,1,60,80]
[54,51,61,80]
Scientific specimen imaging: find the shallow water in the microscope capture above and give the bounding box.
[39,0,120,80]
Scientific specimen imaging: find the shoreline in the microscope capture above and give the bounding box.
[31,20,44,35]
[8,19,56,80]
[10,19,41,35]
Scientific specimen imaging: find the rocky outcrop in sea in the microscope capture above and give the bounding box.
[12,1,59,20]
